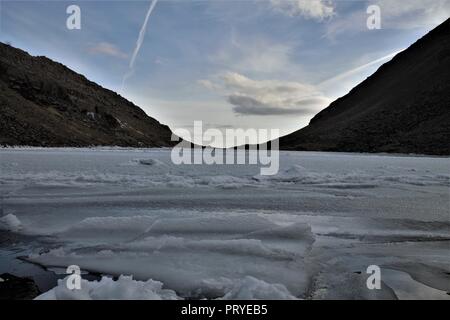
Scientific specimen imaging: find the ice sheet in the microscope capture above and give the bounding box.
[0,148,449,299]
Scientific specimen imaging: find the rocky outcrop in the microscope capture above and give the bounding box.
[0,43,174,147]
[0,273,41,300]
[279,18,450,155]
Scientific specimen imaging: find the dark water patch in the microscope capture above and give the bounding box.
[0,230,101,297]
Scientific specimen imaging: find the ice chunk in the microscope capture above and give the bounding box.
[142,214,276,238]
[197,175,252,189]
[381,269,449,300]
[0,214,22,232]
[36,275,181,300]
[384,262,450,293]
[254,165,311,183]
[57,216,157,241]
[28,215,315,298]
[219,276,298,300]
[310,269,398,300]
[133,158,167,166]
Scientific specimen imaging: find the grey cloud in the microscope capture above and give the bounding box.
[227,95,320,116]
[200,72,331,116]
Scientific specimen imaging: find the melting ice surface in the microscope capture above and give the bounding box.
[0,148,449,299]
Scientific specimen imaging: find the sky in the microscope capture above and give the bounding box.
[1,0,449,145]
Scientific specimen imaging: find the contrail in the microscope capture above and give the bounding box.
[319,49,405,88]
[121,0,158,92]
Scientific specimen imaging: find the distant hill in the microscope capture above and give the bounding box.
[0,42,174,147]
[280,18,450,155]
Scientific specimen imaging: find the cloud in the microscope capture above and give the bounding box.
[87,42,128,59]
[271,0,335,21]
[200,72,331,116]
[154,57,167,65]
[228,95,328,116]
[324,0,450,39]
[210,35,293,74]
[374,0,450,29]
[322,9,366,40]
[198,79,220,91]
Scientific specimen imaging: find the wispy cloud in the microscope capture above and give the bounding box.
[375,0,450,28]
[200,72,331,116]
[209,34,294,75]
[324,0,450,39]
[87,42,128,59]
[271,0,335,21]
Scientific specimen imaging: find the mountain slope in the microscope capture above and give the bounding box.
[0,43,174,147]
[280,18,450,155]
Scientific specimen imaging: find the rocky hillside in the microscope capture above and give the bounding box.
[0,43,174,147]
[280,18,450,155]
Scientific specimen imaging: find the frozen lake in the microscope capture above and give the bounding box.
[0,148,449,299]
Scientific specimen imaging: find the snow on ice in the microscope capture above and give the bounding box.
[0,148,449,299]
[0,213,22,232]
